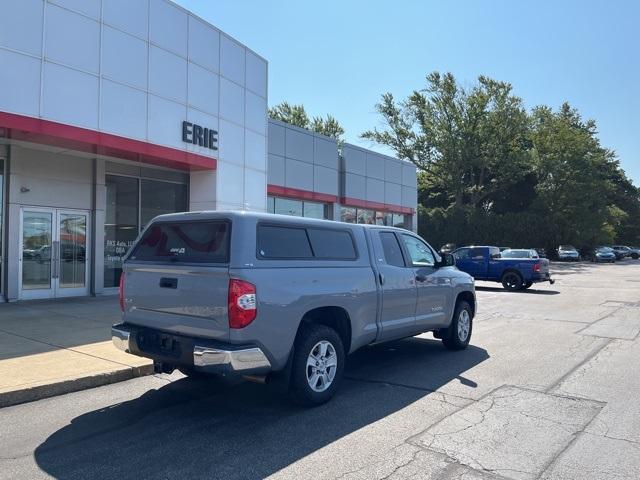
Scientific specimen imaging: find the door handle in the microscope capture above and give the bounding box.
[415,274,427,283]
[378,272,385,286]
[52,240,60,279]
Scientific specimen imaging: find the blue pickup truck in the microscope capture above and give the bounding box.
[452,246,554,291]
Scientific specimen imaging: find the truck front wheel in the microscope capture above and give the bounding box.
[501,271,523,291]
[289,323,345,406]
[442,300,473,350]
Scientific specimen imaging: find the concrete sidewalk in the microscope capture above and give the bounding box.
[0,297,152,408]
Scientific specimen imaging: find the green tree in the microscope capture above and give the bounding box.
[362,72,532,210]
[269,101,345,141]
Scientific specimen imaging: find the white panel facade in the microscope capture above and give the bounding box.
[188,63,219,114]
[219,77,245,125]
[101,26,148,90]
[220,35,245,86]
[103,0,148,39]
[246,50,267,98]
[0,0,43,56]
[50,0,101,19]
[100,79,147,139]
[149,0,188,57]
[45,3,100,74]
[218,119,244,166]
[188,16,219,72]
[43,62,99,128]
[149,46,187,103]
[147,95,187,149]
[1,0,268,216]
[0,49,41,116]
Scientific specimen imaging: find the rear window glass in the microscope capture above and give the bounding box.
[307,228,357,259]
[257,225,313,258]
[129,221,229,263]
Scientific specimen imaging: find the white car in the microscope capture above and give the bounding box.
[557,245,580,261]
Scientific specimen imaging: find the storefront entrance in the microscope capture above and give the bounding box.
[19,208,90,299]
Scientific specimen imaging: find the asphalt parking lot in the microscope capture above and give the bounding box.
[1,261,639,480]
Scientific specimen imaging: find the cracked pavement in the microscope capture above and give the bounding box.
[1,261,639,479]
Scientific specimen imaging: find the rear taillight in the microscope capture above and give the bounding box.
[119,273,125,312]
[228,279,257,329]
[533,262,541,272]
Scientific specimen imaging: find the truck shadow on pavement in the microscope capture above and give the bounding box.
[475,285,560,295]
[34,337,488,480]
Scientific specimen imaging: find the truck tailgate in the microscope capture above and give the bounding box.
[123,264,230,339]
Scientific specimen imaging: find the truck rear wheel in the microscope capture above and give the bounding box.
[442,300,473,350]
[289,323,345,406]
[501,271,523,291]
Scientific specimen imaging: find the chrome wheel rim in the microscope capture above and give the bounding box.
[306,340,337,392]
[457,309,470,342]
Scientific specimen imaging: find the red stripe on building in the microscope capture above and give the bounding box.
[0,111,216,171]
[339,197,414,215]
[266,184,414,215]
[267,184,338,204]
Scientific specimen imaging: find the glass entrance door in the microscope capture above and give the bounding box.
[20,208,90,299]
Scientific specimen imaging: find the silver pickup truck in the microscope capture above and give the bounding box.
[112,211,476,405]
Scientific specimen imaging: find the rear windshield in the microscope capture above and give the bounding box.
[257,224,357,260]
[501,250,531,258]
[129,220,230,263]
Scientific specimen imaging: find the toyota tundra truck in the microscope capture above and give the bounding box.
[112,211,476,405]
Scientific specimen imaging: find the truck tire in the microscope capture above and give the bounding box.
[501,271,523,291]
[442,300,473,350]
[289,323,345,407]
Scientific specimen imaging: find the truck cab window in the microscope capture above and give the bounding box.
[401,234,435,266]
[379,232,405,267]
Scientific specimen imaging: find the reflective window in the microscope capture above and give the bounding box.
[275,198,303,217]
[453,248,470,260]
[257,225,313,259]
[141,179,188,229]
[22,211,53,290]
[307,228,357,259]
[104,174,188,288]
[131,221,229,263]
[267,196,275,213]
[393,214,407,228]
[303,201,326,219]
[357,209,375,225]
[401,234,435,266]
[340,207,357,223]
[104,175,138,288]
[379,232,405,267]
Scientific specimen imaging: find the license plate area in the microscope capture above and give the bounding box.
[137,330,182,358]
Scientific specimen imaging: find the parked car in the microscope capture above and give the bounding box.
[112,212,476,406]
[611,245,639,260]
[501,248,539,259]
[557,245,580,261]
[452,246,554,291]
[439,243,457,254]
[590,247,616,263]
[534,248,547,258]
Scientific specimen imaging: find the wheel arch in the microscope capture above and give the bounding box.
[297,306,352,353]
[455,290,476,317]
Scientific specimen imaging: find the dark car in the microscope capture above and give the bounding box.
[591,247,616,263]
[611,245,639,260]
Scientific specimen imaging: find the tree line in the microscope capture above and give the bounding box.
[270,72,640,251]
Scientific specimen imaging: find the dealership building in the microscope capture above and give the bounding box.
[0,0,417,301]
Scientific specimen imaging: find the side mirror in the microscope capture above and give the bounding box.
[437,253,455,268]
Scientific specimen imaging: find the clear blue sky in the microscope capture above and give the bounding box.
[176,0,640,186]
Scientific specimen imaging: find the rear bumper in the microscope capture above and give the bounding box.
[112,323,271,375]
[532,272,554,284]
